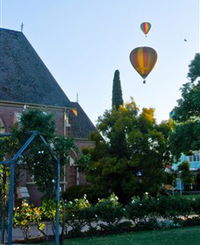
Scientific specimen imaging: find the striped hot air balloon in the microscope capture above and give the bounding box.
[129,47,158,84]
[140,22,151,37]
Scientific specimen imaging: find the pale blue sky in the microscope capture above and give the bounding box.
[1,0,199,124]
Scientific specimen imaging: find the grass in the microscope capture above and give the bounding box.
[182,194,200,200]
[39,226,200,245]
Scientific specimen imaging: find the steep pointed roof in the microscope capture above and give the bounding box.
[0,28,71,107]
[69,102,96,139]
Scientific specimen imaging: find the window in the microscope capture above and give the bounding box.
[188,153,200,162]
[69,156,75,166]
[64,112,70,127]
[14,112,22,123]
[16,187,30,199]
[0,118,5,133]
[64,112,71,137]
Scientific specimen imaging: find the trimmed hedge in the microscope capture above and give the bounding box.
[14,195,200,240]
[62,185,109,204]
[63,195,200,237]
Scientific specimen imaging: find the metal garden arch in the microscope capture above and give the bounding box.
[0,131,61,245]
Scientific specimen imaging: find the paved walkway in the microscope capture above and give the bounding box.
[1,222,55,243]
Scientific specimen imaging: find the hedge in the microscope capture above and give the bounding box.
[13,194,200,241]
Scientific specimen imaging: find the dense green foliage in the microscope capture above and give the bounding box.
[177,161,193,188]
[19,110,76,198]
[79,100,172,202]
[188,53,200,82]
[170,54,200,158]
[112,70,123,109]
[0,109,77,199]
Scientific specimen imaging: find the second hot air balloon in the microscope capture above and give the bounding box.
[129,47,158,84]
[140,22,151,37]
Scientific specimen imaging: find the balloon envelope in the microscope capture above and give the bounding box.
[140,22,151,36]
[129,47,157,82]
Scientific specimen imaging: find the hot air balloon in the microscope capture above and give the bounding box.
[129,47,158,84]
[140,22,151,37]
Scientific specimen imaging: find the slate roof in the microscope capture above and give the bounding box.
[69,102,96,139]
[0,28,71,107]
[0,28,96,139]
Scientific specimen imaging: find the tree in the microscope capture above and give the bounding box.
[80,99,172,202]
[0,109,77,199]
[112,70,123,109]
[188,53,200,82]
[178,161,194,190]
[170,54,200,158]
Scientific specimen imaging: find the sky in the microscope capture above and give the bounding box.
[1,0,199,125]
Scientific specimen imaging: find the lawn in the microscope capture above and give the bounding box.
[40,226,200,245]
[182,194,200,200]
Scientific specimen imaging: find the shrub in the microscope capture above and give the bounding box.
[155,196,192,218]
[14,200,46,241]
[135,218,158,231]
[190,196,200,215]
[64,195,92,236]
[95,194,125,231]
[40,199,56,221]
[14,194,200,240]
[176,216,200,227]
[126,197,157,224]
[155,196,178,218]
[62,184,109,204]
[126,195,194,224]
[156,219,181,229]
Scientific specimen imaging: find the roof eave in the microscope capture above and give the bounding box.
[0,100,73,110]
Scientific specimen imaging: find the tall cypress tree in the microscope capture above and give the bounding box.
[112,70,123,109]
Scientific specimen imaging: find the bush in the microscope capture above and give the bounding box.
[126,195,194,224]
[40,199,56,221]
[14,200,46,241]
[135,218,158,231]
[190,196,200,214]
[155,219,180,229]
[94,194,125,231]
[155,196,191,218]
[13,194,200,241]
[175,216,200,227]
[126,197,158,223]
[62,184,109,204]
[64,195,93,236]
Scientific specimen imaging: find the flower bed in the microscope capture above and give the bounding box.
[12,194,200,243]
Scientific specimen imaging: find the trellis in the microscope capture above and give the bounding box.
[0,131,60,245]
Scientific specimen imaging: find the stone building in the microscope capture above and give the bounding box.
[0,28,96,204]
